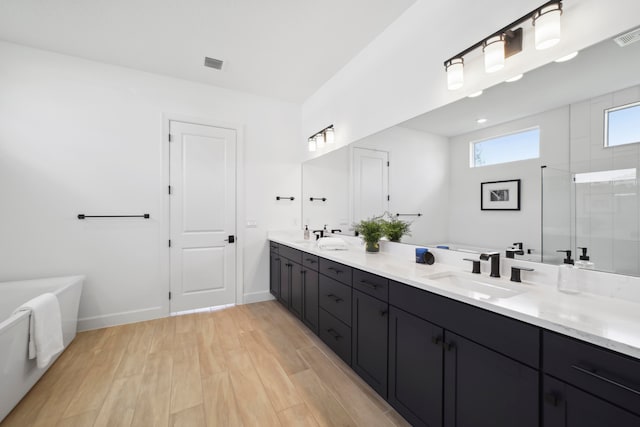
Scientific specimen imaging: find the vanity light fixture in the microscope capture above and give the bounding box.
[484,35,506,73]
[444,1,563,90]
[446,58,464,90]
[533,2,562,50]
[505,73,524,82]
[554,51,578,62]
[308,125,334,152]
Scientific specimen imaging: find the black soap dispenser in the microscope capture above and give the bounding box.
[557,249,574,265]
[304,225,310,240]
[576,247,594,269]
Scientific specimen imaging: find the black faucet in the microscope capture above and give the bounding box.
[479,252,501,278]
[312,229,325,240]
[557,249,574,265]
[506,242,525,259]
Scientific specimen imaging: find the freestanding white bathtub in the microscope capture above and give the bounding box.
[0,275,84,422]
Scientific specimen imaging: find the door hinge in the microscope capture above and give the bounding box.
[387,195,390,201]
[168,133,172,142]
[168,239,171,247]
[387,161,390,167]
[168,185,172,195]
[169,292,172,300]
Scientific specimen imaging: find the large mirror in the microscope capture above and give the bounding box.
[302,27,640,276]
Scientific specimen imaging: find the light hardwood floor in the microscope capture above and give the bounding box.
[1,301,410,427]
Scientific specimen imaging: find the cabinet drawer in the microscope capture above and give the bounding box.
[389,280,539,368]
[319,258,352,286]
[319,308,351,365]
[319,275,352,326]
[279,245,302,264]
[543,331,640,416]
[302,253,319,271]
[269,241,279,253]
[353,269,388,302]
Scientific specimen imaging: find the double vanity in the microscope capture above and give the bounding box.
[268,232,640,427]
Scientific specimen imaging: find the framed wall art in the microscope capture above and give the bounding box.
[481,179,520,211]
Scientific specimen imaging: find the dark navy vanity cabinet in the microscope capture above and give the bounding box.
[268,241,640,427]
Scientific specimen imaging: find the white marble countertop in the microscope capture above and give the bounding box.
[269,231,640,360]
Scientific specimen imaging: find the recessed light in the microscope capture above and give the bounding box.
[505,74,523,83]
[477,118,488,124]
[554,51,579,63]
[468,91,483,98]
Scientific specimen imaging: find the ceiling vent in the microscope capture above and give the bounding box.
[614,27,640,47]
[204,57,224,70]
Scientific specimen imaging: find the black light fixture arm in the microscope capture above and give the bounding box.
[309,124,334,141]
[443,0,562,67]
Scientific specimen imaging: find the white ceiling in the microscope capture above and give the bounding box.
[400,28,640,137]
[0,0,416,103]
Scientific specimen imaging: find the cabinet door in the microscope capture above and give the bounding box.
[352,290,388,398]
[279,259,291,306]
[443,332,538,427]
[543,375,640,427]
[269,252,280,299]
[289,263,303,319]
[388,307,444,427]
[302,269,319,334]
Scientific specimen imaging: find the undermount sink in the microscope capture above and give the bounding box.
[425,271,527,299]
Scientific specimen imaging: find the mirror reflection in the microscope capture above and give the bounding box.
[302,28,640,276]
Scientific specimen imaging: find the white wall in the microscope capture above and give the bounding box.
[571,84,640,275]
[0,41,301,329]
[301,0,640,158]
[353,126,449,244]
[448,107,570,255]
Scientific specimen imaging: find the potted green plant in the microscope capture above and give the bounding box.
[382,217,412,242]
[353,216,384,253]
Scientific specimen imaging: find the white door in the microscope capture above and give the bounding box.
[169,121,236,312]
[353,147,389,222]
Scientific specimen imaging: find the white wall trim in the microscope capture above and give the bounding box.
[78,306,163,331]
[243,291,275,304]
[161,113,246,313]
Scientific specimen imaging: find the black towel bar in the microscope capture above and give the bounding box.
[77,214,150,219]
[276,196,295,201]
[310,197,327,202]
[396,213,422,217]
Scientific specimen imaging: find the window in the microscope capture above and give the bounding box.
[470,127,540,167]
[605,101,640,147]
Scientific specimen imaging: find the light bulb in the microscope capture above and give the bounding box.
[534,3,562,50]
[325,127,335,144]
[484,35,505,73]
[446,58,464,90]
[315,133,325,146]
[308,137,316,152]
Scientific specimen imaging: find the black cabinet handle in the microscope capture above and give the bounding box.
[359,279,380,289]
[443,341,455,351]
[571,365,640,396]
[544,392,561,406]
[431,336,442,346]
[380,310,388,317]
[305,258,317,264]
[327,328,342,340]
[326,294,343,303]
[327,267,343,274]
[285,263,292,267]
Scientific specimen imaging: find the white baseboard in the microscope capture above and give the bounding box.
[77,306,164,331]
[243,291,275,304]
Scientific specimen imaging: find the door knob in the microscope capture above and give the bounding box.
[224,235,235,243]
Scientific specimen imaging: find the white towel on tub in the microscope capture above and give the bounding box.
[13,293,64,369]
